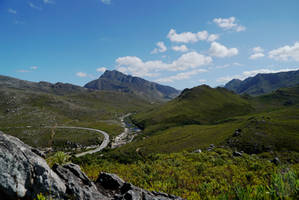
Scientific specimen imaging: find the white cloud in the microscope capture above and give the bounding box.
[249,53,265,60]
[76,72,88,77]
[199,79,207,83]
[30,66,38,70]
[151,41,167,54]
[249,46,265,60]
[207,34,219,42]
[217,68,299,83]
[96,67,107,73]
[8,9,17,14]
[253,46,264,53]
[156,69,207,83]
[168,29,218,43]
[209,42,238,58]
[116,51,212,77]
[28,2,42,10]
[43,0,55,4]
[213,17,246,32]
[101,0,111,5]
[268,42,299,62]
[172,45,188,52]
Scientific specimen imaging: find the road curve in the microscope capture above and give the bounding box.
[45,126,110,157]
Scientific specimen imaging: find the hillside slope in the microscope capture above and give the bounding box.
[132,85,253,133]
[84,70,180,101]
[224,69,299,96]
[120,85,299,156]
[0,75,153,148]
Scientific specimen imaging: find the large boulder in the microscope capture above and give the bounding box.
[0,131,66,200]
[0,131,184,200]
[53,163,108,200]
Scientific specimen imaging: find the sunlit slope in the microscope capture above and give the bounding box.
[132,85,253,133]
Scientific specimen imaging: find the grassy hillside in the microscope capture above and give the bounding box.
[109,85,299,158]
[132,85,252,134]
[0,85,153,150]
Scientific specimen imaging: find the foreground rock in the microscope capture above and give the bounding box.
[0,131,184,200]
[0,131,66,200]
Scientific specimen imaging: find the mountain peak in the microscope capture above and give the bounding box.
[100,70,127,79]
[84,70,180,101]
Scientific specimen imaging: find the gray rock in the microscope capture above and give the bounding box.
[97,172,125,190]
[53,163,108,200]
[96,173,184,200]
[0,131,66,200]
[0,132,184,200]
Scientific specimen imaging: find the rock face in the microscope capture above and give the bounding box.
[0,131,66,200]
[0,131,184,200]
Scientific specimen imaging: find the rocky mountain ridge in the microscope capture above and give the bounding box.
[0,74,87,95]
[84,70,180,101]
[224,69,299,96]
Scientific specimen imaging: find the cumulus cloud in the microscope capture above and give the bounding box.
[101,0,111,4]
[167,29,217,43]
[8,9,17,14]
[76,72,88,77]
[217,68,299,83]
[249,46,265,60]
[209,42,238,58]
[116,51,212,77]
[213,17,246,32]
[249,53,264,60]
[172,45,188,52]
[96,67,107,73]
[207,34,219,42]
[156,69,207,83]
[268,42,299,62]
[151,41,167,54]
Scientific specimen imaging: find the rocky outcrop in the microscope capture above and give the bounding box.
[0,131,184,200]
[52,163,107,200]
[95,172,183,200]
[0,131,66,200]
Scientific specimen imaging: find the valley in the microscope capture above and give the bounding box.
[0,70,298,200]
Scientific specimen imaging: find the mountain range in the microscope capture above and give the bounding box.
[84,70,180,101]
[224,69,299,95]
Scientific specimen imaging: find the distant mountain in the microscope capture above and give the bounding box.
[0,75,86,95]
[84,70,180,101]
[224,70,299,96]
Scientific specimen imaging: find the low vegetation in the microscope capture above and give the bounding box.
[73,149,299,199]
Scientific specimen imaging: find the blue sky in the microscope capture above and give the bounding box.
[1,0,299,89]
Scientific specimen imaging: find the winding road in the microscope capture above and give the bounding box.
[45,126,110,157]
